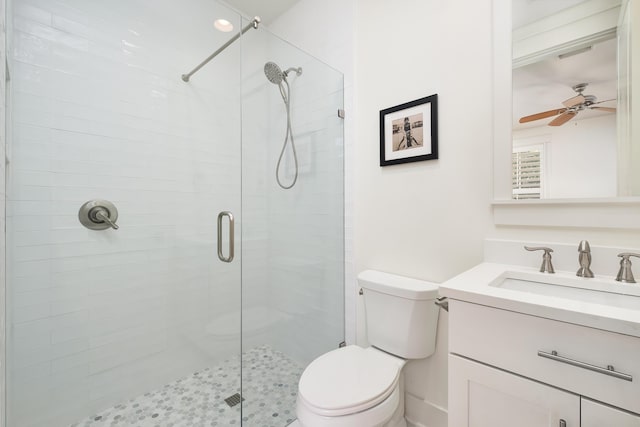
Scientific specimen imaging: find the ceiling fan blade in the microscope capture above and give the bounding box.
[519,108,566,123]
[562,94,585,108]
[548,111,577,126]
[592,98,616,105]
[591,106,616,113]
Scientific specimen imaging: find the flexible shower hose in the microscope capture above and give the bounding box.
[275,78,298,189]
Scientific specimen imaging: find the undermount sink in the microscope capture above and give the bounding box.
[440,261,640,340]
[490,270,640,311]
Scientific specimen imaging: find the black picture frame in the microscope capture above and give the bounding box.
[379,94,438,166]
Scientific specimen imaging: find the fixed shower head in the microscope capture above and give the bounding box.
[264,62,284,85]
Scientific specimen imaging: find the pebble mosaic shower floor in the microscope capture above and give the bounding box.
[72,346,304,427]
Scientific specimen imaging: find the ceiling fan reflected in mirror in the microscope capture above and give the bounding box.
[519,83,616,127]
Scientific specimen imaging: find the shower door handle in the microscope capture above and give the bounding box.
[217,211,235,263]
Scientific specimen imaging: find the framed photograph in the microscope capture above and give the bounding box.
[379,94,438,166]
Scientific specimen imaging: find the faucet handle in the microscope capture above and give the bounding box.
[618,253,640,258]
[578,240,591,252]
[616,253,640,283]
[525,246,554,253]
[524,246,555,274]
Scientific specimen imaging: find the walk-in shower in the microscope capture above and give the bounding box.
[4,1,344,426]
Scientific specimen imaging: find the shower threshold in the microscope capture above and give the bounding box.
[72,345,303,427]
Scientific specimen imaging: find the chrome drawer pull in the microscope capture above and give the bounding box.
[538,350,632,382]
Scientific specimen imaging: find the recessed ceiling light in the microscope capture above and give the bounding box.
[214,19,234,32]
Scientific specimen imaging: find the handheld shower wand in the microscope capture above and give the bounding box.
[264,61,303,190]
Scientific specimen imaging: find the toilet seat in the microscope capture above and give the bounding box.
[298,346,405,417]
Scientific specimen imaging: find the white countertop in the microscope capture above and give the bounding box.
[439,262,640,339]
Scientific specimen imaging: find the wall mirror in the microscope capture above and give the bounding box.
[493,0,639,202]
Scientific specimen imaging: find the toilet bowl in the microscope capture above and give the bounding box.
[295,270,440,427]
[297,346,406,427]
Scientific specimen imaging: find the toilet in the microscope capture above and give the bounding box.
[295,270,440,427]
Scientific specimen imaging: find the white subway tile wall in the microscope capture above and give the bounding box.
[7,1,344,426]
[7,1,245,425]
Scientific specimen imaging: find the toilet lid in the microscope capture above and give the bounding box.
[298,346,402,417]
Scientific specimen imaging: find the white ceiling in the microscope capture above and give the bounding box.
[512,0,588,29]
[222,0,300,24]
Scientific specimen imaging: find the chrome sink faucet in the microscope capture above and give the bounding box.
[616,253,640,283]
[576,240,594,278]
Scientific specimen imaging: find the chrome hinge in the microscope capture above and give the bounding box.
[358,288,363,296]
[339,341,346,348]
[338,109,345,119]
[435,296,449,312]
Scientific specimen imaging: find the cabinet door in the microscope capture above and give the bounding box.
[582,398,640,427]
[449,355,580,427]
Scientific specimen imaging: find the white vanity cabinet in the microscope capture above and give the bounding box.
[450,354,579,426]
[581,399,640,426]
[448,299,640,427]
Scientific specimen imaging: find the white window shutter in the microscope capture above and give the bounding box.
[512,148,542,199]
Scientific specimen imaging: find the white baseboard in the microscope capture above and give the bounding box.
[405,393,448,427]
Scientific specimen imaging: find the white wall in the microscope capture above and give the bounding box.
[271,1,493,425]
[513,114,617,198]
[7,1,243,425]
[354,1,494,425]
[352,2,640,427]
[269,1,640,427]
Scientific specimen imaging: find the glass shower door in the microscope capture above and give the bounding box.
[240,22,345,426]
[6,1,243,425]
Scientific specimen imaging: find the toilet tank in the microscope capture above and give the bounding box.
[358,270,440,359]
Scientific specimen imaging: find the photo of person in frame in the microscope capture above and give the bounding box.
[392,113,423,151]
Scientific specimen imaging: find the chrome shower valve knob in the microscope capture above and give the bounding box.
[79,200,119,230]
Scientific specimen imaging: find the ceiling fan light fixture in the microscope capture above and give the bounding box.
[518,82,616,127]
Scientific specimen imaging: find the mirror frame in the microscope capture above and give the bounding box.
[491,0,640,229]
